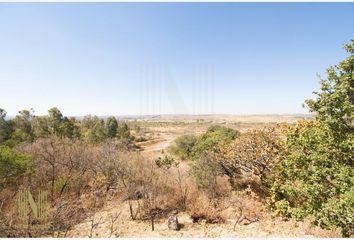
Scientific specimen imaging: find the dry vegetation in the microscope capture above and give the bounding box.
[0,40,353,238]
[0,114,347,237]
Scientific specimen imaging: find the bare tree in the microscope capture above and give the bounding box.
[88,215,103,238]
[108,212,121,237]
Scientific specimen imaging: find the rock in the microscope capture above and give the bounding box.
[167,215,180,231]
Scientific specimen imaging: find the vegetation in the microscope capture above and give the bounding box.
[0,107,132,145]
[168,125,239,161]
[0,40,352,237]
[218,127,283,190]
[0,146,31,190]
[268,40,354,237]
[192,125,239,158]
[168,134,197,160]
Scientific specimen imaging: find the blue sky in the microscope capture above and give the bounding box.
[0,3,353,116]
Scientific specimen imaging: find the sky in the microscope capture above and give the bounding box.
[0,3,354,116]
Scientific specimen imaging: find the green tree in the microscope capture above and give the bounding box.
[61,117,81,139]
[80,115,106,143]
[269,40,354,237]
[0,108,12,144]
[117,122,131,139]
[168,134,197,160]
[48,107,64,135]
[192,125,239,159]
[0,146,30,190]
[11,109,35,142]
[32,115,50,138]
[105,117,118,138]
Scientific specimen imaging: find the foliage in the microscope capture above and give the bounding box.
[189,150,224,205]
[0,145,30,190]
[168,134,197,160]
[0,107,133,146]
[0,108,12,144]
[269,40,354,237]
[105,117,118,138]
[191,125,240,159]
[80,115,106,143]
[117,122,131,140]
[218,127,283,189]
[155,155,179,170]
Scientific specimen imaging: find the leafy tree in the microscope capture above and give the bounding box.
[168,134,197,160]
[0,145,30,190]
[192,125,239,159]
[48,107,64,135]
[61,117,81,139]
[11,109,35,142]
[0,108,12,144]
[117,122,131,139]
[105,117,118,138]
[80,115,106,143]
[32,115,50,138]
[269,40,354,236]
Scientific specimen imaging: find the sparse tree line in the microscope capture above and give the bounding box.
[0,107,133,146]
[0,40,352,237]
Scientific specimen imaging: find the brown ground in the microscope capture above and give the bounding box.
[67,115,339,237]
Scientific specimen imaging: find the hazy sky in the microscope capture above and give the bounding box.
[1,3,353,116]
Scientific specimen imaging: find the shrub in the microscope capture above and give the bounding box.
[168,134,197,160]
[218,127,284,190]
[191,125,240,159]
[189,150,227,207]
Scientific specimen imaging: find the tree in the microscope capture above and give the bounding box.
[117,122,130,139]
[191,125,239,159]
[189,150,224,207]
[0,146,30,190]
[0,108,12,144]
[32,115,50,138]
[219,127,283,190]
[269,40,354,236]
[61,117,80,139]
[168,134,197,160]
[105,117,118,138]
[11,109,35,142]
[48,107,64,136]
[80,115,106,143]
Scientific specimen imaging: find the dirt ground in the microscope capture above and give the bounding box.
[67,115,339,237]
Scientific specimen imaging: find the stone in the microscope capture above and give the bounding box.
[167,215,180,231]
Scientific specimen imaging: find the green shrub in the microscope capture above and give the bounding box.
[191,125,239,159]
[168,134,197,160]
[155,155,179,170]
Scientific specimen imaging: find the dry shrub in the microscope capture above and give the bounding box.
[187,190,225,224]
[218,127,283,190]
[19,136,96,200]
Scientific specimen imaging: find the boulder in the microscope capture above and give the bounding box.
[167,215,180,231]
